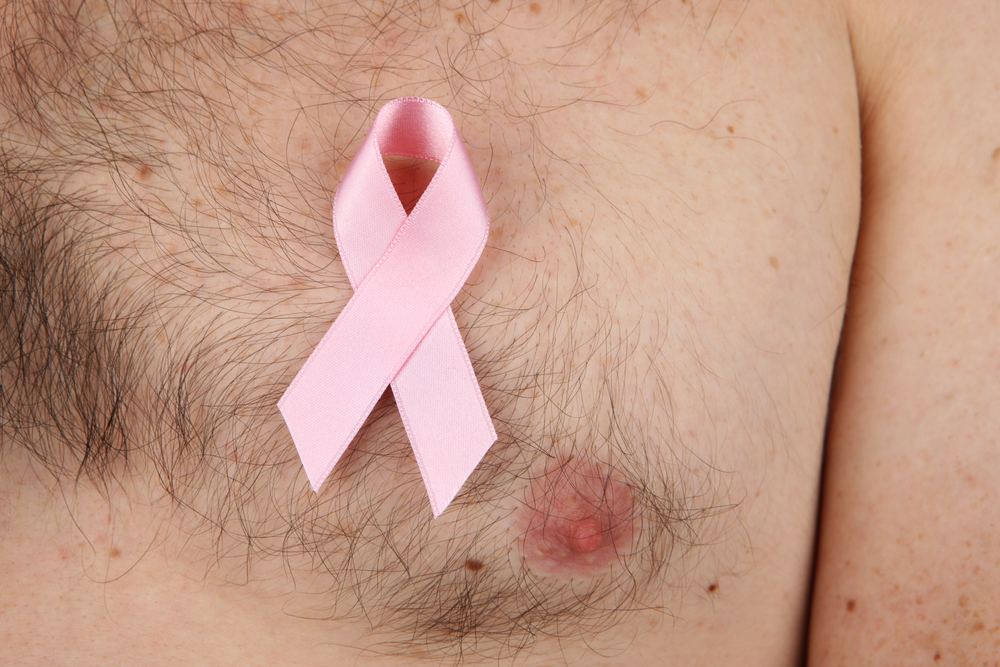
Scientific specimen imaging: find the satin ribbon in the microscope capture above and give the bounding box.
[279,97,497,517]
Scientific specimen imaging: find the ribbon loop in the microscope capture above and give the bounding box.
[279,97,497,517]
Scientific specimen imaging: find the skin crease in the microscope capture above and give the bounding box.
[0,0,877,665]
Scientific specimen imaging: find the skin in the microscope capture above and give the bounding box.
[516,457,637,578]
[2,0,857,660]
[0,0,995,665]
[809,2,1000,664]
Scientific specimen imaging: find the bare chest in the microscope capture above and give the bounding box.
[1,0,859,664]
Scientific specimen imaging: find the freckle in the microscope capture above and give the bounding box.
[972,621,985,632]
[846,599,856,612]
[455,11,465,23]
[636,86,648,100]
[727,125,734,134]
[110,547,121,559]
[707,582,718,593]
[768,255,779,269]
[465,559,484,573]
[138,165,153,181]
[833,126,839,135]
[192,197,204,208]
[530,2,541,14]
[880,336,888,345]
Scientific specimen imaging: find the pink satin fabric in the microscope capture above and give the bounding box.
[279,97,497,517]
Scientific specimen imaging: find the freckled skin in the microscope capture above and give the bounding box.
[516,459,635,578]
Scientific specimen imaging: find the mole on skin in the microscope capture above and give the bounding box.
[514,457,636,578]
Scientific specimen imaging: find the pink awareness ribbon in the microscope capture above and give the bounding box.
[278,97,497,517]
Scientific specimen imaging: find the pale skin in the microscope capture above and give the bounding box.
[811,1,1000,664]
[0,1,997,665]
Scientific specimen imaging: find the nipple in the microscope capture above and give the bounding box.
[515,457,636,578]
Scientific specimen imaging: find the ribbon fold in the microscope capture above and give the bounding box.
[279,97,497,517]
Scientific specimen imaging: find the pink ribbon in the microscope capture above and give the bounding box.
[278,97,497,517]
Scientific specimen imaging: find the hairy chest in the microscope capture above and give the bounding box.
[2,0,858,662]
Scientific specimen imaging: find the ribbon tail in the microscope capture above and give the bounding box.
[277,289,397,492]
[392,307,497,517]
